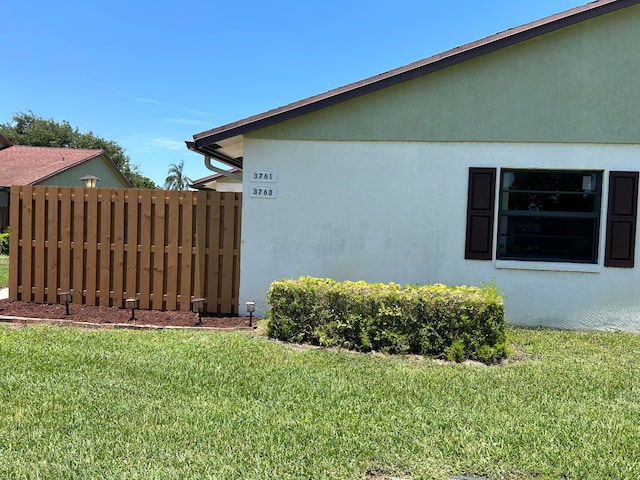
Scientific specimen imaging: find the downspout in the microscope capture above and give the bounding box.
[204,156,243,181]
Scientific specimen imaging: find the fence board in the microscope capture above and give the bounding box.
[139,190,152,309]
[72,188,85,303]
[59,188,72,293]
[99,190,112,306]
[233,194,242,311]
[179,193,193,311]
[111,189,125,307]
[9,186,241,314]
[46,188,59,303]
[125,189,139,300]
[152,192,166,310]
[85,188,99,305]
[193,191,207,302]
[34,187,46,300]
[220,193,236,313]
[8,188,20,298]
[22,186,33,301]
[206,193,221,312]
[165,191,179,310]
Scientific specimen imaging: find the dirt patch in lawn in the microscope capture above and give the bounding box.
[0,299,256,329]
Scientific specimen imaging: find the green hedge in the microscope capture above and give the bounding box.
[266,277,507,363]
[0,228,9,255]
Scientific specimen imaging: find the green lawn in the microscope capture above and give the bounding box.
[0,325,638,479]
[0,254,8,289]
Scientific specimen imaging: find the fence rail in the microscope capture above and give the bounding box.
[9,186,242,314]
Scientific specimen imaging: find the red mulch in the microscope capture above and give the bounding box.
[0,299,256,329]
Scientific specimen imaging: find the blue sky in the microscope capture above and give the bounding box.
[1,0,587,187]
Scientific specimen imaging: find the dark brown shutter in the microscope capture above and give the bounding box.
[465,167,496,260]
[605,171,639,267]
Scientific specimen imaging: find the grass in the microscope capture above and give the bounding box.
[0,254,8,289]
[0,325,638,479]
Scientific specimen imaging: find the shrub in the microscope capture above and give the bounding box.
[266,277,507,364]
[0,228,9,255]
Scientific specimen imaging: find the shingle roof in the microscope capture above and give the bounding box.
[188,0,640,168]
[190,168,242,189]
[0,145,105,187]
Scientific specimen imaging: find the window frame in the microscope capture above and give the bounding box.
[496,168,603,264]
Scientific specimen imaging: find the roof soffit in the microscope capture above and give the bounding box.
[191,0,640,162]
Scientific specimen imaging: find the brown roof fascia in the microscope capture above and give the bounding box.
[103,151,134,187]
[186,141,243,169]
[190,167,241,189]
[193,0,638,151]
[0,134,13,149]
[95,150,133,187]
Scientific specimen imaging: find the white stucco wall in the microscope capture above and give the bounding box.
[239,139,640,332]
[202,178,243,192]
[216,181,243,193]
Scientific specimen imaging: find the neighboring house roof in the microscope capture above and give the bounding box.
[0,145,131,187]
[188,0,640,169]
[190,168,242,190]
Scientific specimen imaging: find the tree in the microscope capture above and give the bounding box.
[0,111,157,189]
[164,160,192,190]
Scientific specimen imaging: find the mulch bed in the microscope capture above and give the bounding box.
[0,299,256,330]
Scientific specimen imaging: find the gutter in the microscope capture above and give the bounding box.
[186,140,243,178]
[204,156,243,181]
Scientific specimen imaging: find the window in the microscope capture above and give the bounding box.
[497,169,602,263]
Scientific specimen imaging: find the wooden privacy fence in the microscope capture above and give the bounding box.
[0,206,9,231]
[9,186,242,314]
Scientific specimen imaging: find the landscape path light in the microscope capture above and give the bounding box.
[126,297,138,321]
[246,301,256,328]
[192,297,205,325]
[58,290,72,315]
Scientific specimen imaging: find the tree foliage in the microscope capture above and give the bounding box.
[0,111,157,188]
[164,160,192,190]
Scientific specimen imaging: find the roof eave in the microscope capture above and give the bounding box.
[191,0,639,153]
[187,140,244,169]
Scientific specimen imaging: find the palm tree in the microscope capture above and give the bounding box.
[164,160,192,190]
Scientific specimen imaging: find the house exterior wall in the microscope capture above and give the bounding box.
[210,178,243,192]
[250,5,640,145]
[36,156,130,188]
[223,3,640,331]
[240,139,640,332]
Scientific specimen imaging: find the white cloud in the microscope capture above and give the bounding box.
[150,137,185,150]
[124,135,186,154]
[163,118,206,126]
[187,109,213,117]
[97,83,160,105]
